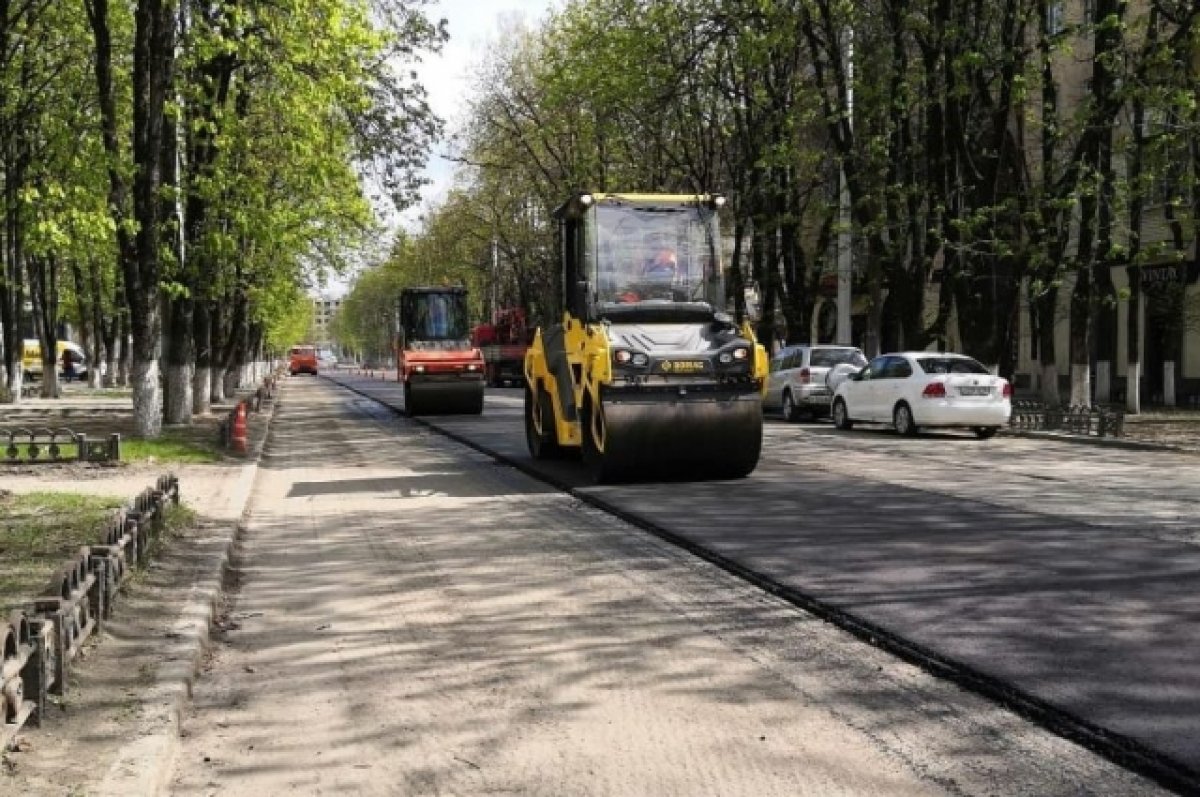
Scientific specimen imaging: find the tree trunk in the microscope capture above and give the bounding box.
[1068,213,1096,409]
[1126,267,1141,414]
[163,295,193,424]
[192,299,212,414]
[69,260,102,389]
[209,299,226,402]
[118,312,132,387]
[1036,288,1060,406]
[222,291,250,394]
[87,0,175,435]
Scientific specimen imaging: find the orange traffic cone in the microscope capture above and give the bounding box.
[232,401,248,455]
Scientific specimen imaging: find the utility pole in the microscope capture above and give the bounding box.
[491,237,499,320]
[836,28,854,347]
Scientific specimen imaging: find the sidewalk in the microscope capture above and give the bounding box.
[0,392,275,796]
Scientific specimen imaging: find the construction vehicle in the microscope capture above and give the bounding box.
[396,286,485,416]
[471,307,533,387]
[523,192,768,482]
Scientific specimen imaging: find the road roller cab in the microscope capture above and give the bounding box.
[396,287,486,416]
[524,192,768,482]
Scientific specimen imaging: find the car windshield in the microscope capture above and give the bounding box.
[291,347,315,357]
[586,202,724,312]
[810,349,867,368]
[916,356,989,375]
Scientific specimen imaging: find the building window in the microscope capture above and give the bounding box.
[1045,0,1064,35]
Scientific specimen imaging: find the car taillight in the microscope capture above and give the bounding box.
[922,382,946,399]
[1002,381,1013,399]
[798,367,811,384]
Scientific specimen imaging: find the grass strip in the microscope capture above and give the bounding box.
[121,431,222,464]
[0,491,199,613]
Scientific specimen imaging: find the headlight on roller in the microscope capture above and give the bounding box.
[614,349,632,364]
[631,353,649,367]
[732,347,749,361]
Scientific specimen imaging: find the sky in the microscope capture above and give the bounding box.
[321,0,556,298]
[400,0,559,228]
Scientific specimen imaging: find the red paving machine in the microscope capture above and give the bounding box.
[471,307,533,387]
[396,286,485,415]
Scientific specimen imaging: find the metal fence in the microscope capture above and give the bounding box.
[1009,400,1126,438]
[1,474,180,751]
[2,428,121,464]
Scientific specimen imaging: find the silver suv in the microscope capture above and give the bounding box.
[765,345,868,421]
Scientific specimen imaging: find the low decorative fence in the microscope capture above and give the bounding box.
[2,428,121,464]
[1010,400,1126,438]
[0,474,180,751]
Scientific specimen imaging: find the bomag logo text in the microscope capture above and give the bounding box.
[660,360,705,374]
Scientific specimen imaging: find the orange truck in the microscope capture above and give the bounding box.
[396,287,485,416]
[471,307,532,387]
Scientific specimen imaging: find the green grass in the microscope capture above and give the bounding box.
[0,492,125,612]
[0,492,198,612]
[121,431,222,464]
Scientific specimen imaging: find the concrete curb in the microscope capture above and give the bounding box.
[1004,428,1199,453]
[92,393,280,797]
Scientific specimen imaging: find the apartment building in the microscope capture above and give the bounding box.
[311,295,342,349]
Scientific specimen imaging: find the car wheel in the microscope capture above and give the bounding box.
[975,426,999,440]
[894,402,919,437]
[832,398,853,430]
[782,390,800,423]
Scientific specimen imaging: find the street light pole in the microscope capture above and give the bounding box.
[491,237,499,320]
[836,27,854,347]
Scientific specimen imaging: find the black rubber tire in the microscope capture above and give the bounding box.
[404,381,419,416]
[975,426,999,440]
[715,426,763,480]
[782,390,800,423]
[525,386,562,459]
[894,402,919,437]
[832,398,853,430]
[581,399,614,483]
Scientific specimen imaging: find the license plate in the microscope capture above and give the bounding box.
[959,386,991,396]
[658,359,707,374]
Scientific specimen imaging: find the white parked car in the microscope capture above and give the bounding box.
[831,352,1012,438]
[765,344,867,421]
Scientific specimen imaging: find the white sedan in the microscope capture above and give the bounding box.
[830,352,1012,439]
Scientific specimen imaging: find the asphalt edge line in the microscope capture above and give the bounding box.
[328,373,1199,796]
[94,392,281,797]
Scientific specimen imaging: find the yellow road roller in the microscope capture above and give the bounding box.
[524,192,768,482]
